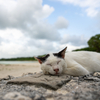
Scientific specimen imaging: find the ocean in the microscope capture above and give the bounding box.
[0,61,36,64]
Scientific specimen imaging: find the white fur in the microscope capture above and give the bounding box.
[40,51,100,76]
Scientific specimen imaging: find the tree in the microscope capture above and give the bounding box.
[88,34,100,52]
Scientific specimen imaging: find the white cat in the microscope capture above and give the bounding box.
[35,47,100,76]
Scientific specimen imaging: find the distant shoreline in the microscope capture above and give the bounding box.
[0,57,36,61]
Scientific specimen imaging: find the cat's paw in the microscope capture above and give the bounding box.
[43,71,49,75]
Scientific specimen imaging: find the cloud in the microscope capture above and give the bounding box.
[0,0,54,29]
[0,29,33,58]
[60,34,88,46]
[0,0,59,41]
[59,43,86,51]
[35,4,54,19]
[0,28,87,58]
[0,29,59,58]
[0,28,88,58]
[0,0,88,58]
[0,0,62,58]
[0,36,3,44]
[27,39,59,53]
[96,12,100,30]
[25,21,61,41]
[57,0,100,17]
[55,16,68,29]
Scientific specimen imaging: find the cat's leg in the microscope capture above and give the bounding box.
[64,64,89,76]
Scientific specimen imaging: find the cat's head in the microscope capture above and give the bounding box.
[35,47,67,75]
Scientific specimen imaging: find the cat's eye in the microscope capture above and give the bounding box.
[47,64,52,66]
[57,60,61,64]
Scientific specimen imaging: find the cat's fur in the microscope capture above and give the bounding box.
[35,47,100,76]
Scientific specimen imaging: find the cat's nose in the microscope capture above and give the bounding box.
[54,68,59,73]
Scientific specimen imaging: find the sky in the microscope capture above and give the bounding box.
[0,0,100,58]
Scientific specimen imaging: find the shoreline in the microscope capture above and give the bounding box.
[0,61,37,64]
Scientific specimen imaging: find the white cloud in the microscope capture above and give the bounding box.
[96,12,100,30]
[34,4,54,19]
[0,29,60,58]
[55,16,68,29]
[59,43,85,51]
[24,21,61,41]
[0,29,28,57]
[60,34,88,46]
[0,28,86,58]
[85,7,98,17]
[0,37,3,44]
[57,0,100,17]
[0,0,58,41]
[0,0,54,29]
[0,29,23,40]
[0,0,87,58]
[0,0,60,58]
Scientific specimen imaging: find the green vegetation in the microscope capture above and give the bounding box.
[0,55,47,61]
[88,34,100,52]
[74,34,100,52]
[0,57,36,61]
[73,47,96,52]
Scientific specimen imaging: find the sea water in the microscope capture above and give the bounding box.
[0,61,36,64]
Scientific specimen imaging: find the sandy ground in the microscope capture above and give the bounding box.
[0,62,41,78]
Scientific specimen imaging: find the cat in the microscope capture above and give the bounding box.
[35,47,100,76]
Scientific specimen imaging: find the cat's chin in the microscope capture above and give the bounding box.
[48,72,62,76]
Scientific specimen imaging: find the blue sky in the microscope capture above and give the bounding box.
[0,0,100,58]
[43,0,98,36]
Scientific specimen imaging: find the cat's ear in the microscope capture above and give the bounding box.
[34,54,50,64]
[34,57,42,64]
[58,47,67,59]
